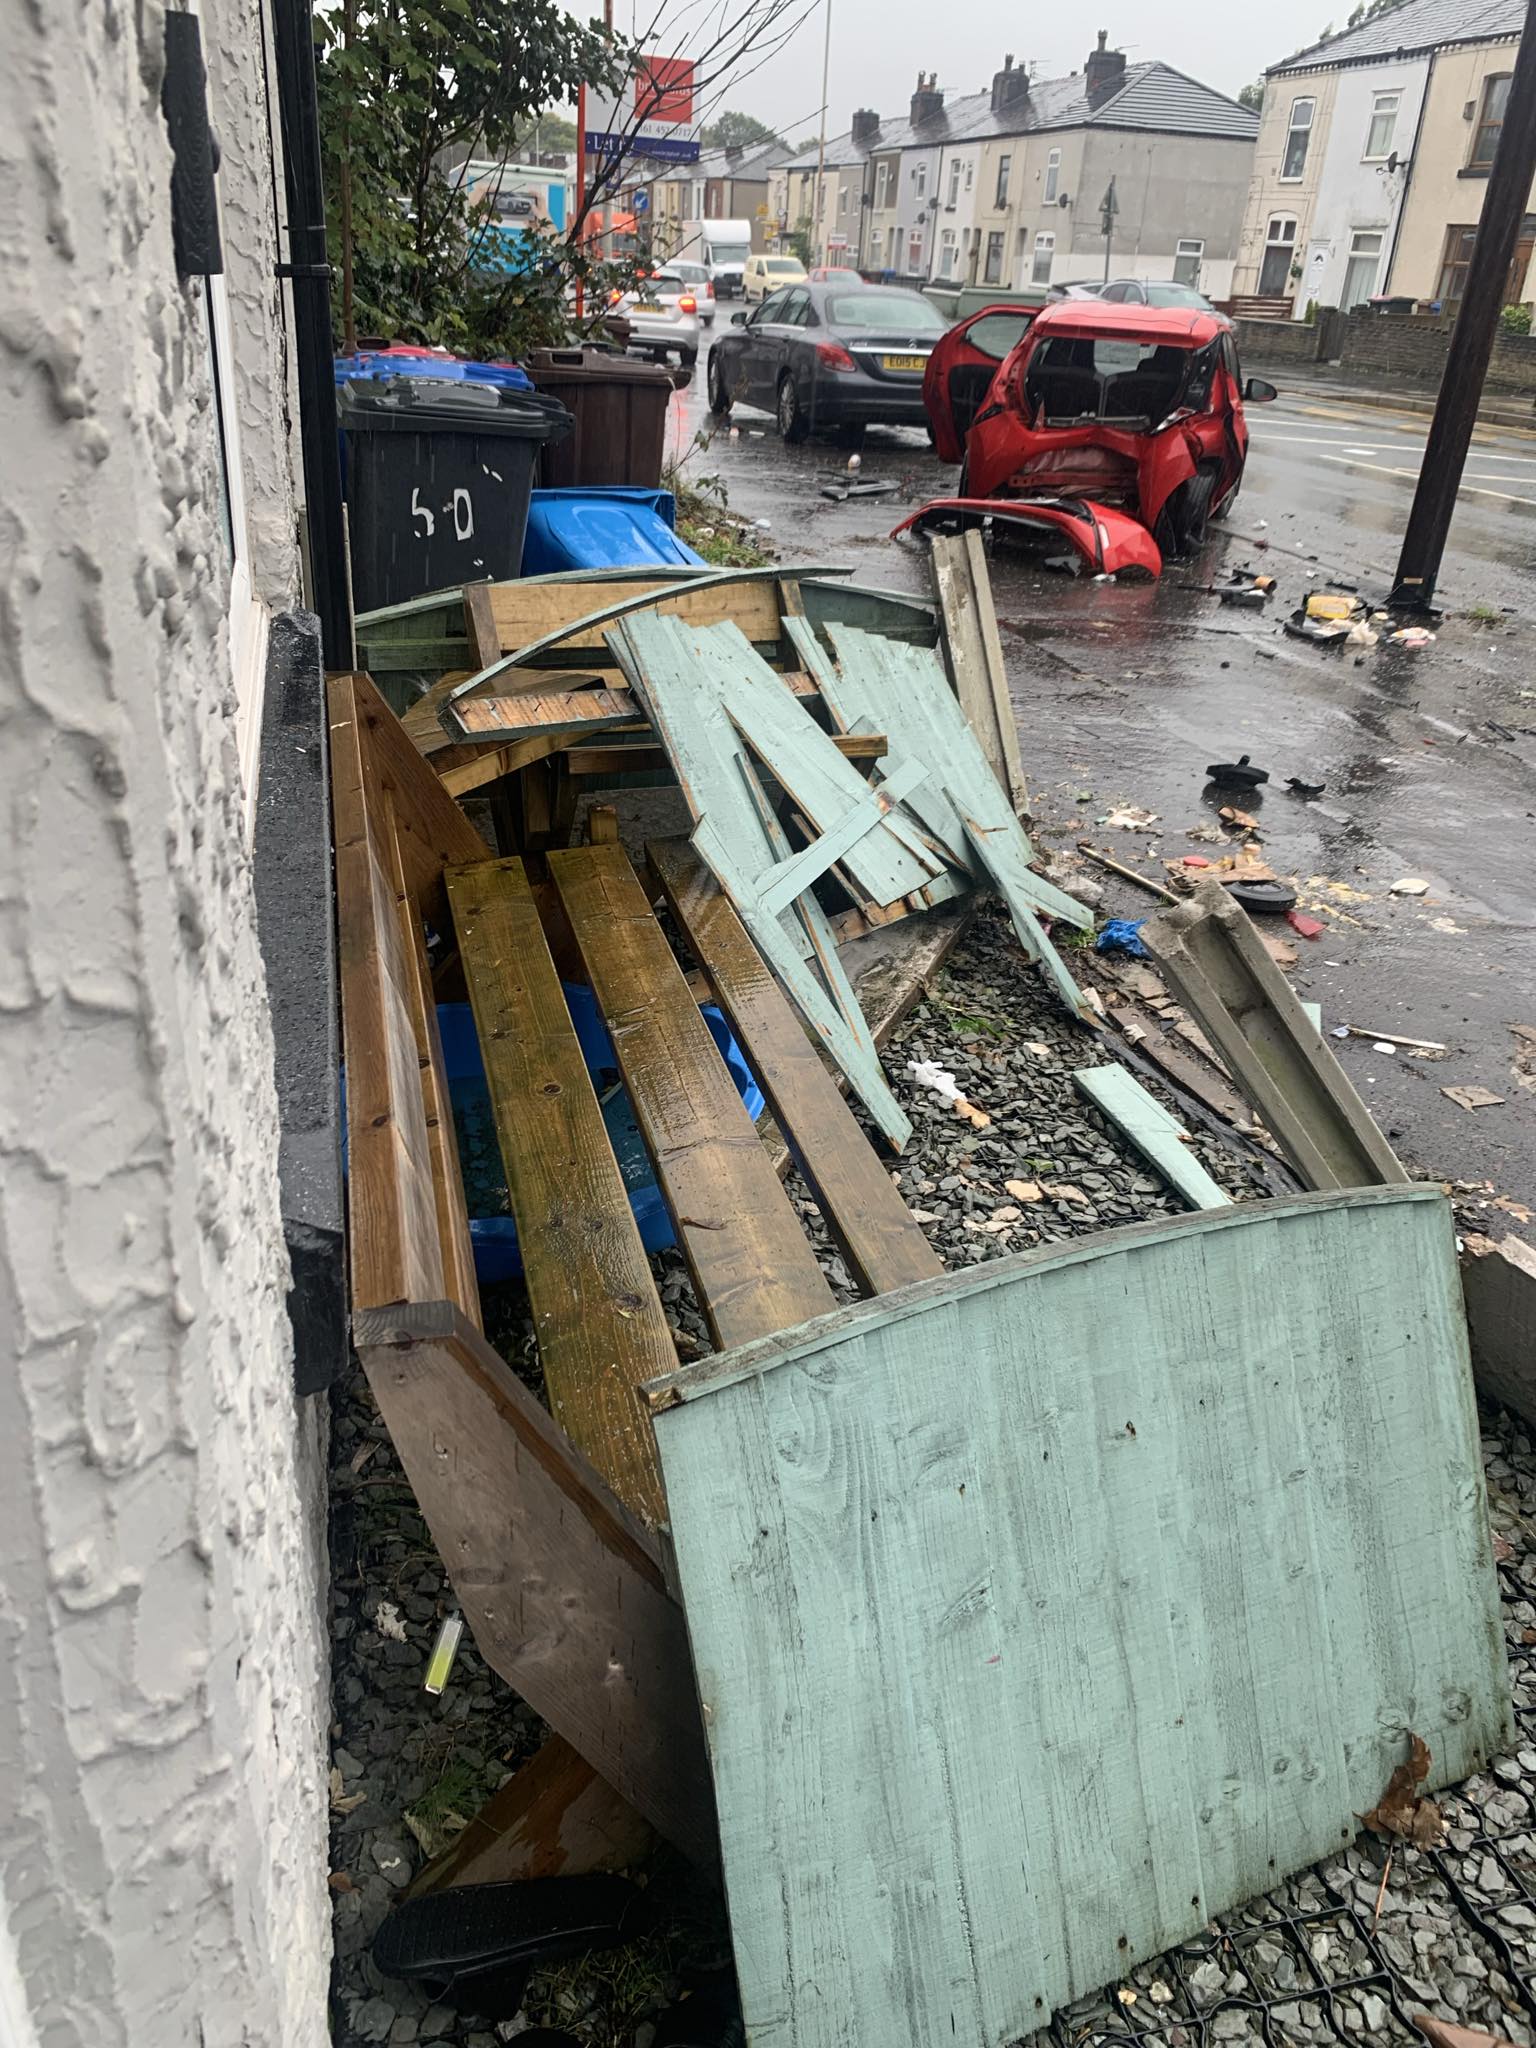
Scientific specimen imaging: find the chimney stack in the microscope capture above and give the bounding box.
[851,107,881,144]
[1085,29,1127,106]
[990,52,1031,115]
[910,72,944,124]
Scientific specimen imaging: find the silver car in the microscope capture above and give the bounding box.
[613,268,703,367]
[663,258,716,327]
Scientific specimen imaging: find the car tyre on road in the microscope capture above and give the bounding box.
[1155,465,1217,557]
[777,373,809,443]
[707,352,732,415]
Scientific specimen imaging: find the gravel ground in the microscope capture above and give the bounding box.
[328,905,1534,2048]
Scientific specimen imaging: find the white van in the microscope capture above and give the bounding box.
[743,253,808,303]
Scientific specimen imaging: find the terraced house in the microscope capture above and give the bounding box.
[1233,0,1529,316]
[769,39,1258,296]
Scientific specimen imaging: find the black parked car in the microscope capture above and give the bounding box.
[706,281,947,442]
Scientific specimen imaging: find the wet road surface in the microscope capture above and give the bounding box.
[664,341,1536,1203]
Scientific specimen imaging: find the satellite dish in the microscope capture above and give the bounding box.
[1058,191,1071,207]
[1385,149,1408,172]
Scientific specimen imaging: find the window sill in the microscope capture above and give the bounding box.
[1276,175,1305,184]
[1458,165,1493,178]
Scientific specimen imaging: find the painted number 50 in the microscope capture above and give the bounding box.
[409,487,475,541]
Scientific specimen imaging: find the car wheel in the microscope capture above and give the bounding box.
[707,353,732,415]
[1155,467,1217,557]
[777,373,809,443]
[680,350,698,373]
[1211,478,1239,523]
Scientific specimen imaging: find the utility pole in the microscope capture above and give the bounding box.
[813,0,832,265]
[1100,176,1118,284]
[1391,0,1536,609]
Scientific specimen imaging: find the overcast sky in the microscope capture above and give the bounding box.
[590,0,1332,138]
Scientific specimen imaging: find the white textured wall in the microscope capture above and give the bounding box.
[0,2,331,2043]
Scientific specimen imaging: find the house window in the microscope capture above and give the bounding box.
[995,153,1012,207]
[840,186,848,213]
[1173,237,1204,286]
[914,162,927,197]
[908,229,924,272]
[1471,73,1511,169]
[1044,149,1061,204]
[948,158,961,205]
[1259,213,1298,294]
[939,226,958,275]
[874,160,891,209]
[984,229,1005,282]
[1364,90,1401,159]
[1032,229,1055,284]
[964,161,974,191]
[1342,229,1383,307]
[870,227,885,265]
[1437,222,1477,304]
[1281,97,1315,180]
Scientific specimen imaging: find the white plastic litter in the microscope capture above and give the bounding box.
[373,1600,409,1643]
[906,1059,965,1103]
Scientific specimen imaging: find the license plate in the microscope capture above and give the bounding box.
[880,353,926,372]
[635,301,663,313]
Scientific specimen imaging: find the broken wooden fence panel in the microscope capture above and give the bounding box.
[1072,1063,1234,1210]
[648,1186,1508,2048]
[611,611,913,1150]
[1144,881,1409,1190]
[930,528,1028,817]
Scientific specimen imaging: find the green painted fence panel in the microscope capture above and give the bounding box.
[649,1187,1509,2048]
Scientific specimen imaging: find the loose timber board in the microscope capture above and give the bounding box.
[647,1186,1510,2048]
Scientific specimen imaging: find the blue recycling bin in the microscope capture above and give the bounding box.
[520,486,706,575]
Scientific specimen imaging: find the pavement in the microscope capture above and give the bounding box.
[664,342,1536,1208]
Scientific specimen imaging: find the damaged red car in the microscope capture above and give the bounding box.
[896,300,1277,577]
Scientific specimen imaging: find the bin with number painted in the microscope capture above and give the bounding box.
[337,376,569,613]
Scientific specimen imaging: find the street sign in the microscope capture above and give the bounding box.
[585,54,700,163]
[634,189,651,215]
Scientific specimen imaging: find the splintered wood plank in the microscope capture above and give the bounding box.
[338,671,488,917]
[649,838,942,1297]
[814,624,1091,932]
[930,530,1028,817]
[611,615,911,1150]
[453,687,646,742]
[329,675,446,1311]
[1145,881,1408,1191]
[409,1736,655,1893]
[464,582,502,670]
[550,842,837,1348]
[379,795,482,1327]
[354,1300,715,1862]
[648,1186,1510,2048]
[403,672,475,759]
[1071,1063,1233,1212]
[445,856,677,1527]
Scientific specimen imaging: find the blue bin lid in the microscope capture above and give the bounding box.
[521,486,705,575]
[334,351,532,393]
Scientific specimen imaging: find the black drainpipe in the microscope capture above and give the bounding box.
[270,0,352,668]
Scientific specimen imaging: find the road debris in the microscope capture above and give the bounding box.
[1075,841,1180,902]
[1218,804,1262,834]
[1287,910,1325,939]
[1391,878,1431,896]
[1102,805,1160,831]
[1392,626,1437,648]
[1443,1085,1506,1110]
[1096,918,1150,958]
[1205,754,1269,789]
[1332,1026,1449,1052]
